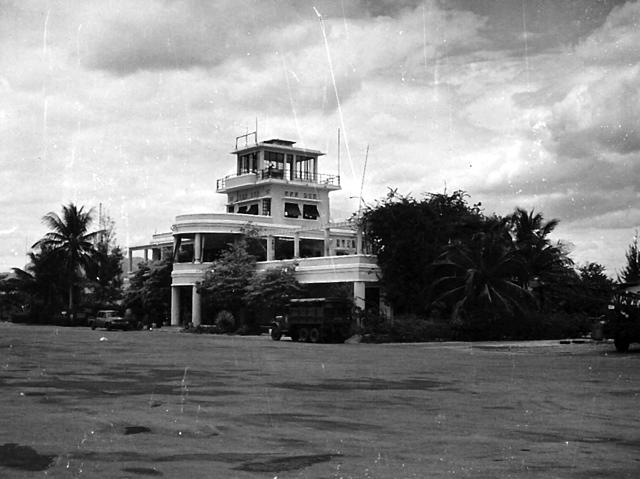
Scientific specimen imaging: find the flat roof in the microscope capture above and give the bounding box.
[262,139,296,146]
[233,140,324,157]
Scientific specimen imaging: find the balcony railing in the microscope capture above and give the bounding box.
[217,169,340,191]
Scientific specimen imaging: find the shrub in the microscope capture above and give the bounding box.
[361,312,454,343]
[215,310,236,333]
[390,316,454,342]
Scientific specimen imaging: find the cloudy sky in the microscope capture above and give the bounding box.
[1,0,639,277]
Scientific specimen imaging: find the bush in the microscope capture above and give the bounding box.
[391,316,454,342]
[361,312,454,343]
[215,310,236,333]
[451,310,593,341]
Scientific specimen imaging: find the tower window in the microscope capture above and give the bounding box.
[262,199,271,216]
[284,202,301,218]
[303,204,319,220]
[238,153,257,174]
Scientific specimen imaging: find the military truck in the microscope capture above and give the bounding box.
[270,297,353,343]
[605,291,640,352]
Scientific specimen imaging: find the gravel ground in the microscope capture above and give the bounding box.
[1,322,639,478]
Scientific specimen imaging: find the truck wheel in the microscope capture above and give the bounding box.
[298,328,309,342]
[614,338,630,352]
[309,328,321,343]
[270,325,282,341]
[289,329,299,342]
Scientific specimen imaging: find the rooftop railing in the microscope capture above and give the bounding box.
[216,169,340,191]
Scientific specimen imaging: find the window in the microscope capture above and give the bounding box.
[237,205,248,214]
[266,151,284,169]
[303,204,319,220]
[295,155,316,181]
[246,204,258,215]
[284,202,301,218]
[227,205,235,213]
[262,199,271,216]
[264,152,285,179]
[284,154,293,180]
[238,153,257,174]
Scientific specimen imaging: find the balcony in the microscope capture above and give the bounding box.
[216,168,340,193]
[171,254,380,286]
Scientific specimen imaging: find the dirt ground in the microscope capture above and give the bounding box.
[0,322,639,478]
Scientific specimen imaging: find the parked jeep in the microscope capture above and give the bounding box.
[89,310,138,331]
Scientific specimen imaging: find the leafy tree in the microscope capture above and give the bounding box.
[85,214,124,307]
[198,239,256,325]
[33,204,103,311]
[360,189,485,315]
[619,231,640,284]
[9,246,67,321]
[124,259,172,324]
[244,265,303,323]
[88,243,124,307]
[576,262,615,316]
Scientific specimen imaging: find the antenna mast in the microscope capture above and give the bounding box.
[358,145,369,216]
[337,128,341,177]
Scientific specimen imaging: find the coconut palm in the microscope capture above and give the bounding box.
[33,203,103,311]
[433,225,533,333]
[508,207,563,287]
[509,207,558,246]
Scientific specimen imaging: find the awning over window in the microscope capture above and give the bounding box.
[303,204,319,220]
[284,202,301,218]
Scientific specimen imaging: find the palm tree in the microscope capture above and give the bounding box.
[33,204,103,311]
[433,225,533,336]
[508,207,562,288]
[509,207,558,246]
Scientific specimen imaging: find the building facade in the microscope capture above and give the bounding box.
[129,134,386,326]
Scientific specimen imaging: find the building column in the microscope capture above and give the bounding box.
[173,236,180,262]
[356,229,363,255]
[267,235,274,261]
[191,286,201,327]
[324,227,331,256]
[171,286,180,326]
[353,281,366,329]
[143,249,149,262]
[293,232,300,258]
[128,249,133,273]
[353,281,366,310]
[194,233,202,263]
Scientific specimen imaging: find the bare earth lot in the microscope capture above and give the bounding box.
[0,322,639,478]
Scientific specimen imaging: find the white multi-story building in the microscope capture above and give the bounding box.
[129,133,386,326]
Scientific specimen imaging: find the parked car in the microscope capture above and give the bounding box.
[89,310,139,331]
